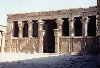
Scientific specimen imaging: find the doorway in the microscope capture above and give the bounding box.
[43,19,57,53]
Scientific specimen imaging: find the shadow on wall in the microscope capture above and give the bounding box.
[77,36,99,55]
[0,54,98,68]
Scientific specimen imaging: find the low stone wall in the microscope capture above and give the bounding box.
[5,37,39,53]
[59,37,70,54]
[85,36,99,55]
[59,36,99,55]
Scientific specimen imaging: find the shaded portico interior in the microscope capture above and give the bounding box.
[43,19,57,53]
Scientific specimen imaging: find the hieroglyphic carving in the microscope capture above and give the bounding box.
[60,37,70,53]
[73,38,83,53]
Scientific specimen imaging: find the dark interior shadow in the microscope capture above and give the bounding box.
[77,36,99,55]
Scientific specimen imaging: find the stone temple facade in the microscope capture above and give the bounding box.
[5,6,99,54]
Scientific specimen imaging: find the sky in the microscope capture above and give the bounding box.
[0,0,97,26]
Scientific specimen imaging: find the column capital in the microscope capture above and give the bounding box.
[80,18,87,23]
[54,29,59,37]
[2,33,6,36]
[38,20,44,24]
[28,21,32,24]
[40,30,45,36]
[68,18,75,22]
[86,17,90,23]
[31,21,38,24]
[96,15,99,19]
[28,21,32,26]
[96,15,99,22]
[56,19,63,26]
[18,22,23,27]
[81,17,90,24]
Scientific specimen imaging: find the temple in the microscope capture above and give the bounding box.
[5,6,99,55]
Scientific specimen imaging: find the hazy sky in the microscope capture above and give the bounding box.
[0,0,97,26]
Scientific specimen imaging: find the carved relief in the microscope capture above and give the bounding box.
[73,38,83,53]
[60,37,70,53]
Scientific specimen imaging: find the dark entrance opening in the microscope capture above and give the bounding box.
[32,20,38,37]
[74,17,82,36]
[62,18,69,36]
[23,21,28,37]
[13,21,19,37]
[88,16,96,36]
[43,19,57,53]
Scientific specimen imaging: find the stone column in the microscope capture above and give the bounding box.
[68,18,75,53]
[18,21,23,38]
[84,18,89,37]
[11,21,13,44]
[96,15,99,36]
[85,18,90,53]
[96,15,100,50]
[99,16,100,51]
[56,19,63,37]
[97,1,100,56]
[82,17,90,37]
[40,30,45,53]
[69,18,75,37]
[81,17,89,53]
[81,17,87,53]
[81,17,88,37]
[54,29,59,53]
[28,21,32,38]
[17,21,23,52]
[1,32,6,53]
[38,21,44,53]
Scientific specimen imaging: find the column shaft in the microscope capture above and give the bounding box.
[85,18,89,37]
[1,33,5,53]
[18,22,23,38]
[38,21,44,53]
[56,19,63,37]
[54,29,59,53]
[69,19,75,37]
[69,18,75,53]
[97,15,100,49]
[81,17,89,37]
[81,17,89,53]
[28,22,32,38]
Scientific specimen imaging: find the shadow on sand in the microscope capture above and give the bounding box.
[0,54,98,68]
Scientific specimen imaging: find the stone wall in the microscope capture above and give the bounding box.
[5,38,39,53]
